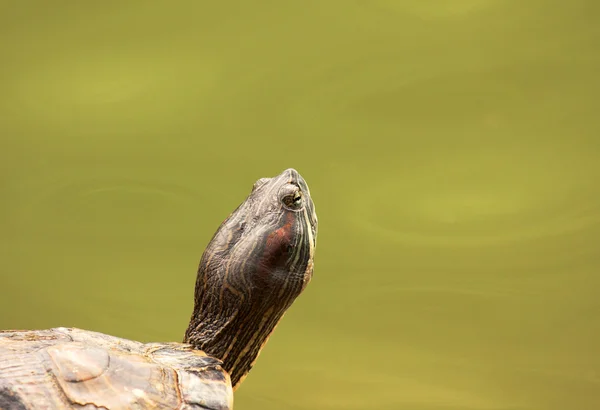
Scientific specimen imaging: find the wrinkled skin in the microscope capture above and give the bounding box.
[185,168,318,388]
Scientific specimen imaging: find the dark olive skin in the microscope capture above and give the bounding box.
[185,168,318,389]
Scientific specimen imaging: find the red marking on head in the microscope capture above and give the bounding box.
[256,212,297,284]
[266,212,294,248]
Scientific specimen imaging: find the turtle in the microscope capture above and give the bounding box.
[0,168,318,410]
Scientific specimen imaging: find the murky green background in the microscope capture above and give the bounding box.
[1,1,599,409]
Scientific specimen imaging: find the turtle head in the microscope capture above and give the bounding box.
[185,168,317,389]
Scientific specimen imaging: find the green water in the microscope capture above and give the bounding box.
[1,2,599,409]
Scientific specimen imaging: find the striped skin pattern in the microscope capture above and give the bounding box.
[0,169,317,410]
[185,168,318,389]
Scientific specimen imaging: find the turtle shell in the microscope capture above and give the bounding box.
[0,327,232,410]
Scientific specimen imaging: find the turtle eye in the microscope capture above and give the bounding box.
[282,189,303,210]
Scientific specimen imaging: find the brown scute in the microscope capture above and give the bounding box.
[1,329,72,343]
[47,343,109,382]
[0,328,233,409]
[190,368,228,383]
[146,343,221,370]
[0,386,28,410]
[177,368,232,410]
